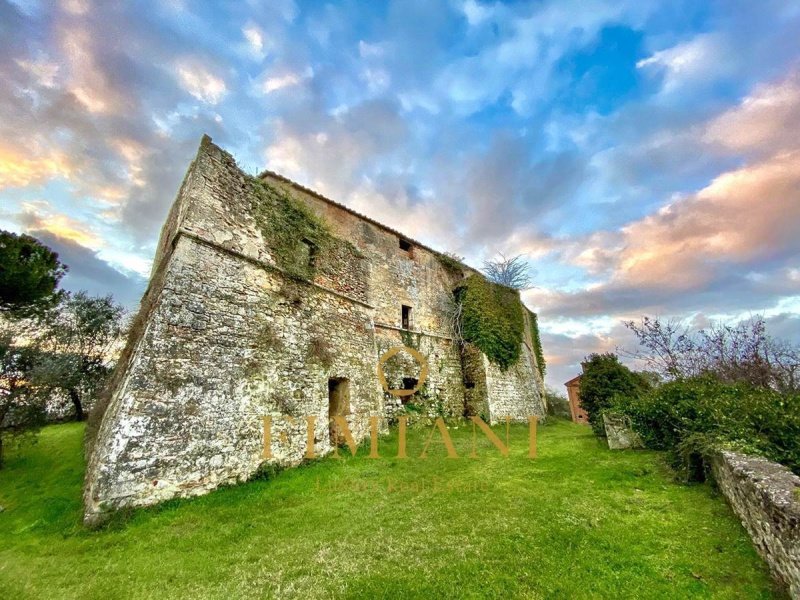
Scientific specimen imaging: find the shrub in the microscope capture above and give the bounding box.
[544,386,571,419]
[580,353,650,435]
[613,376,800,479]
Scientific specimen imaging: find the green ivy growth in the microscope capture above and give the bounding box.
[400,328,422,350]
[455,275,524,371]
[251,179,333,281]
[527,309,546,378]
[434,252,467,276]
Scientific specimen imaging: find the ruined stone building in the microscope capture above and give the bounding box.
[83,135,546,524]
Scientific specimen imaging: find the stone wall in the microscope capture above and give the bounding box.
[711,450,800,597]
[374,328,464,421]
[83,236,383,523]
[84,135,545,524]
[483,342,545,423]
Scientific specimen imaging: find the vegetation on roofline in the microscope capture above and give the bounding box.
[250,178,362,282]
[434,251,468,276]
[455,275,524,371]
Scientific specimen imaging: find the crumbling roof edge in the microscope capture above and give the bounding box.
[258,168,480,275]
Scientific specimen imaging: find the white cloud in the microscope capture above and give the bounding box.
[461,0,492,27]
[175,62,227,104]
[242,22,265,56]
[15,56,60,88]
[60,0,89,15]
[358,40,383,58]
[703,71,800,155]
[261,67,312,94]
[637,34,728,93]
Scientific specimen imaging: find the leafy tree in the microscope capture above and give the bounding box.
[482,253,533,290]
[0,333,46,467]
[34,292,124,421]
[544,385,571,419]
[580,353,650,435]
[0,230,67,317]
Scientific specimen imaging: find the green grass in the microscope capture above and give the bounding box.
[0,420,781,599]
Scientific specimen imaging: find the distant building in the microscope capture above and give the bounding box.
[564,375,589,425]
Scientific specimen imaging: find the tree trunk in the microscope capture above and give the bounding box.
[68,388,84,421]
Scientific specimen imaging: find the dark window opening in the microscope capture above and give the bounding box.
[399,238,412,251]
[401,377,418,404]
[401,305,411,329]
[301,238,317,267]
[328,377,350,445]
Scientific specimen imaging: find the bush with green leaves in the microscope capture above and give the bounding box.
[579,353,650,435]
[613,376,800,480]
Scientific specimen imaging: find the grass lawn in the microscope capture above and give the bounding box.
[0,419,782,599]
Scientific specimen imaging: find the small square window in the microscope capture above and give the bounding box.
[401,377,418,404]
[399,238,411,252]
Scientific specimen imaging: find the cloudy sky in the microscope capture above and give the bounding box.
[1,0,799,388]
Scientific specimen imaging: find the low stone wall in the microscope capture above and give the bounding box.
[711,450,800,597]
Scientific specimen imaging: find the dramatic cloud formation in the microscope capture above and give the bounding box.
[1,0,799,387]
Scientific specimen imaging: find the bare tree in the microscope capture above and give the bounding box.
[439,291,464,345]
[619,317,696,378]
[482,253,533,290]
[622,316,800,393]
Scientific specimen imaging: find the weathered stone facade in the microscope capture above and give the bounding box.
[83,135,546,525]
[711,450,800,597]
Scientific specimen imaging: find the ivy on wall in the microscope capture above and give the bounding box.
[454,275,524,371]
[434,252,467,276]
[527,308,546,378]
[251,179,332,280]
[251,178,367,283]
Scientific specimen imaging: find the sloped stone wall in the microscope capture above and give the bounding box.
[711,450,800,597]
[84,236,382,524]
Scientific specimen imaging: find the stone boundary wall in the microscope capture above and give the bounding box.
[711,450,800,597]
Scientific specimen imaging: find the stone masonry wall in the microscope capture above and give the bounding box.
[84,236,382,523]
[711,450,800,597]
[374,328,464,421]
[484,342,545,423]
[85,135,545,523]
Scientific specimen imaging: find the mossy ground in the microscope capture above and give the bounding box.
[0,420,781,599]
